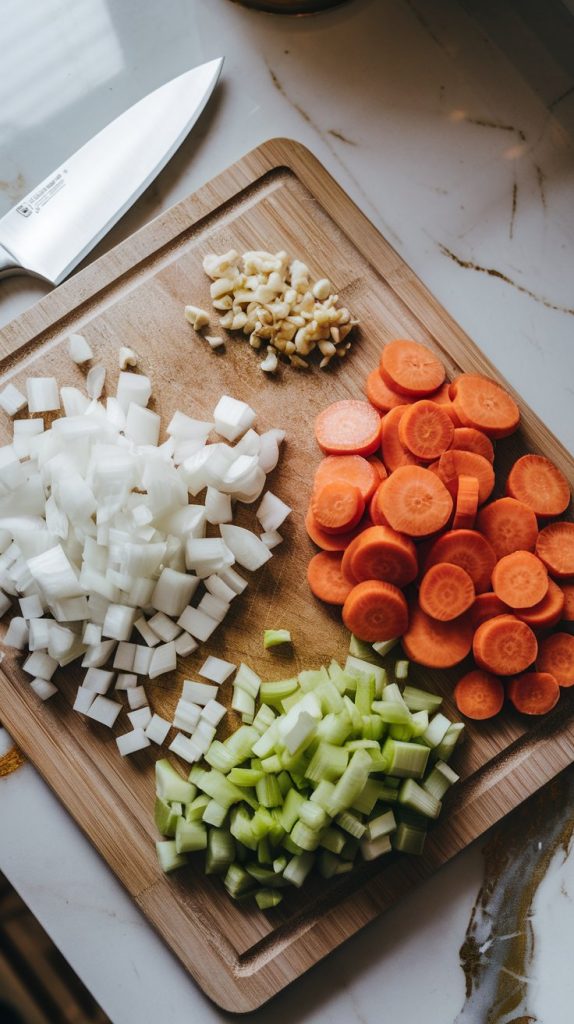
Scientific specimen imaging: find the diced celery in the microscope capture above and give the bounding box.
[342,695,363,732]
[310,779,336,811]
[203,799,228,828]
[228,767,264,786]
[299,800,329,832]
[256,774,283,808]
[319,827,346,855]
[256,888,284,909]
[154,797,182,837]
[261,754,282,774]
[291,820,321,851]
[246,863,288,886]
[298,666,330,691]
[252,703,276,734]
[155,759,195,804]
[336,810,366,839]
[346,739,379,751]
[260,678,299,706]
[205,828,236,874]
[433,722,465,763]
[398,779,442,820]
[372,701,412,725]
[257,837,272,865]
[345,655,386,697]
[305,742,349,783]
[376,782,401,804]
[185,794,211,822]
[281,690,306,713]
[204,741,237,773]
[224,863,255,898]
[389,723,415,742]
[366,809,396,841]
[372,637,398,657]
[264,629,292,649]
[350,778,385,815]
[420,712,452,749]
[234,663,262,697]
[328,750,372,816]
[410,710,429,738]
[273,854,287,873]
[251,723,279,759]
[224,725,261,760]
[361,715,386,742]
[361,833,392,860]
[277,770,292,797]
[283,852,315,888]
[355,675,375,715]
[394,659,409,681]
[381,738,430,779]
[349,635,383,664]
[175,818,208,853]
[329,666,357,695]
[423,761,459,800]
[392,821,427,855]
[279,788,305,832]
[195,768,252,809]
[316,680,345,714]
[251,806,275,840]
[232,686,255,718]
[402,686,443,713]
[382,683,408,706]
[366,748,389,774]
[156,840,187,873]
[316,710,353,746]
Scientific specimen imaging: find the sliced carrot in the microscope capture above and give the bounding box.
[536,632,574,687]
[491,550,549,609]
[369,482,390,526]
[365,369,415,413]
[380,466,453,538]
[398,400,454,461]
[453,475,479,530]
[507,672,560,715]
[367,457,388,483]
[473,614,538,675]
[560,583,574,623]
[428,382,460,425]
[449,373,520,439]
[313,455,380,504]
[516,579,565,631]
[454,670,504,720]
[311,481,364,534]
[476,497,538,560]
[536,522,574,578]
[307,552,355,605]
[380,340,445,397]
[315,400,381,457]
[401,603,473,668]
[305,508,368,552]
[342,580,408,643]
[437,449,495,505]
[381,405,419,472]
[449,427,494,463]
[471,592,511,629]
[506,454,570,517]
[424,529,497,593]
[419,563,475,621]
[347,525,418,587]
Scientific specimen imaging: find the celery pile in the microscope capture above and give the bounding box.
[154,636,463,908]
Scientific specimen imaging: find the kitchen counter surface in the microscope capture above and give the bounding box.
[1,1,573,1021]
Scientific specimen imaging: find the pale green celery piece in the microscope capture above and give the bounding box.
[372,637,399,657]
[155,759,195,804]
[246,863,288,886]
[283,851,315,888]
[327,749,372,816]
[342,695,363,732]
[433,722,465,763]
[283,834,305,856]
[196,768,252,810]
[402,686,443,713]
[156,840,187,873]
[260,677,299,706]
[154,797,182,837]
[279,788,306,832]
[232,685,255,718]
[345,655,386,697]
[203,799,228,828]
[392,821,427,855]
[350,778,385,815]
[346,739,379,752]
[281,690,306,713]
[189,766,206,785]
[315,680,345,714]
[394,659,409,681]
[206,828,236,874]
[234,662,262,697]
[279,749,311,775]
[361,833,392,861]
[349,635,384,664]
[319,827,346,855]
[224,863,255,899]
[299,800,329,832]
[305,742,349,783]
[336,810,366,839]
[256,774,283,808]
[261,754,282,774]
[388,723,415,742]
[354,674,375,715]
[204,741,237,773]
[251,806,275,840]
[366,809,396,841]
[316,710,352,746]
[185,794,210,822]
[376,782,401,803]
[268,810,286,845]
[328,659,343,679]
[252,703,277,734]
[288,767,311,791]
[366,748,389,774]
[329,666,357,695]
[256,888,284,909]
[298,666,330,692]
[372,700,412,726]
[224,725,261,760]
[273,854,288,873]
[398,778,442,820]
[423,761,459,800]
[361,714,386,742]
[228,767,264,787]
[264,629,292,649]
[410,710,429,738]
[291,820,321,851]
[381,738,430,779]
[230,806,258,851]
[382,682,408,707]
[251,723,279,760]
[242,711,255,725]
[310,779,336,811]
[257,837,272,865]
[421,712,452,749]
[175,818,208,854]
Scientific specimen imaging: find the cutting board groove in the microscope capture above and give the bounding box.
[0,139,573,1011]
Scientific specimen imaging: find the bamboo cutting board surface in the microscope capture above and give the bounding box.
[1,139,573,1011]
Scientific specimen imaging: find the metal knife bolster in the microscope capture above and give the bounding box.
[0,245,20,277]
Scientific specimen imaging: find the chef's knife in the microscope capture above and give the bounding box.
[0,58,223,286]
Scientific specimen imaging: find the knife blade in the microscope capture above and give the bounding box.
[0,58,223,286]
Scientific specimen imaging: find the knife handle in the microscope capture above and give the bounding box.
[0,245,21,278]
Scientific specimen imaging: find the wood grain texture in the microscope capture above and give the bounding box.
[0,139,573,1011]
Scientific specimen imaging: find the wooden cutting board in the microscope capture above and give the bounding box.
[1,139,573,1012]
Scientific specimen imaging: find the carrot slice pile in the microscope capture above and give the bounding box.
[453,475,479,530]
[402,604,473,668]
[516,579,565,631]
[437,449,495,505]
[307,552,355,605]
[380,339,445,397]
[380,465,453,537]
[419,563,475,621]
[381,405,419,472]
[365,369,414,413]
[342,580,408,643]
[315,400,381,456]
[398,400,454,461]
[313,455,381,503]
[424,529,497,594]
[471,592,510,629]
[311,481,365,534]
[344,525,418,587]
[536,632,574,687]
[491,550,549,609]
[473,614,538,675]
[449,427,494,463]
[369,483,390,526]
[450,373,520,438]
[367,457,388,483]
[535,522,574,578]
[476,497,538,559]
[305,508,367,552]
[506,454,570,517]
[560,583,574,624]
[454,670,504,720]
[507,672,560,715]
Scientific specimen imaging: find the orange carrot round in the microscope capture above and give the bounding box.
[307,552,355,605]
[449,427,494,463]
[471,592,511,629]
[506,454,570,518]
[365,369,415,413]
[437,449,495,505]
[398,400,454,461]
[536,632,574,687]
[449,373,520,438]
[516,579,565,631]
[424,529,497,593]
[560,583,574,623]
[452,475,479,530]
[419,563,475,621]
[507,672,560,715]
[535,522,574,578]
[473,614,538,675]
[369,482,390,526]
[380,340,445,397]
[311,481,364,534]
[347,525,418,588]
[454,670,504,720]
[305,508,368,552]
[342,580,408,642]
[491,550,549,609]
[367,457,388,483]
[313,454,380,504]
[476,497,538,560]
[401,602,473,668]
[315,400,381,457]
[381,405,419,472]
[380,465,453,537]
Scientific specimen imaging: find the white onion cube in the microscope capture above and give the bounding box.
[113,642,136,672]
[23,651,57,679]
[102,604,137,641]
[151,568,199,618]
[30,677,58,700]
[213,395,256,441]
[168,732,200,764]
[83,668,115,694]
[3,616,29,649]
[200,699,227,727]
[115,672,138,690]
[199,656,236,685]
[145,714,171,746]
[149,641,177,680]
[68,333,93,364]
[257,491,291,533]
[116,372,151,413]
[182,679,218,706]
[125,403,160,446]
[73,686,96,714]
[174,631,197,658]
[116,728,150,756]
[128,706,152,730]
[127,686,148,710]
[134,617,161,647]
[177,607,218,642]
[0,383,27,416]
[26,377,60,414]
[147,612,181,643]
[86,695,122,727]
[197,593,229,622]
[132,646,154,675]
[219,524,272,572]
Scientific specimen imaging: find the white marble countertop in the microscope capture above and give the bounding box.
[1,1,574,1021]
